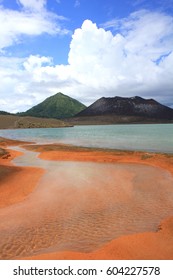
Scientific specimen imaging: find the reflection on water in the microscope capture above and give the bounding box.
[0,147,173,259]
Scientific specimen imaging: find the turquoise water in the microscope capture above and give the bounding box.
[0,124,173,153]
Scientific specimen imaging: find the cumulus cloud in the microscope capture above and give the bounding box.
[0,10,173,112]
[68,14,173,105]
[102,10,173,59]
[23,55,53,72]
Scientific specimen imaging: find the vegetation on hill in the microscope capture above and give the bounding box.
[0,111,13,115]
[0,115,71,129]
[1,94,173,127]
[19,92,86,119]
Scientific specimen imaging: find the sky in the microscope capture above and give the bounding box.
[0,0,173,113]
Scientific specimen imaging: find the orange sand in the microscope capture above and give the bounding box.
[0,140,44,208]
[25,216,173,260]
[0,138,173,260]
[23,143,173,174]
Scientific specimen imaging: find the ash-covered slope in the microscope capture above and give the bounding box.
[76,96,173,120]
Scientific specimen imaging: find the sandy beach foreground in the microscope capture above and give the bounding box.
[0,137,173,260]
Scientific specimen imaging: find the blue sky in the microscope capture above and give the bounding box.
[0,0,173,112]
[3,0,138,64]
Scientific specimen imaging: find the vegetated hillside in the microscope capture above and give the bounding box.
[0,111,13,115]
[70,96,173,124]
[0,115,71,129]
[19,92,86,119]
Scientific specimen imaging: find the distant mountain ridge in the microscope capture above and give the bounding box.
[1,94,173,127]
[19,92,86,119]
[75,96,173,120]
[0,111,13,116]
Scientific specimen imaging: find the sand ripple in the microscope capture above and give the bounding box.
[0,151,173,259]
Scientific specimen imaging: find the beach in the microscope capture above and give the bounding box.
[0,137,173,260]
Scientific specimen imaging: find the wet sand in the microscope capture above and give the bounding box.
[0,138,173,259]
[0,138,44,208]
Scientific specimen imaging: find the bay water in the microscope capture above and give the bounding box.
[0,124,173,153]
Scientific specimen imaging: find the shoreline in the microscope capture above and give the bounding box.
[0,136,173,260]
[22,142,173,177]
[0,138,45,208]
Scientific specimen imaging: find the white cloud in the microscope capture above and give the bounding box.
[0,10,173,113]
[67,15,173,104]
[23,55,53,72]
[102,10,173,60]
[17,0,46,12]
[0,2,68,50]
[74,0,80,8]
